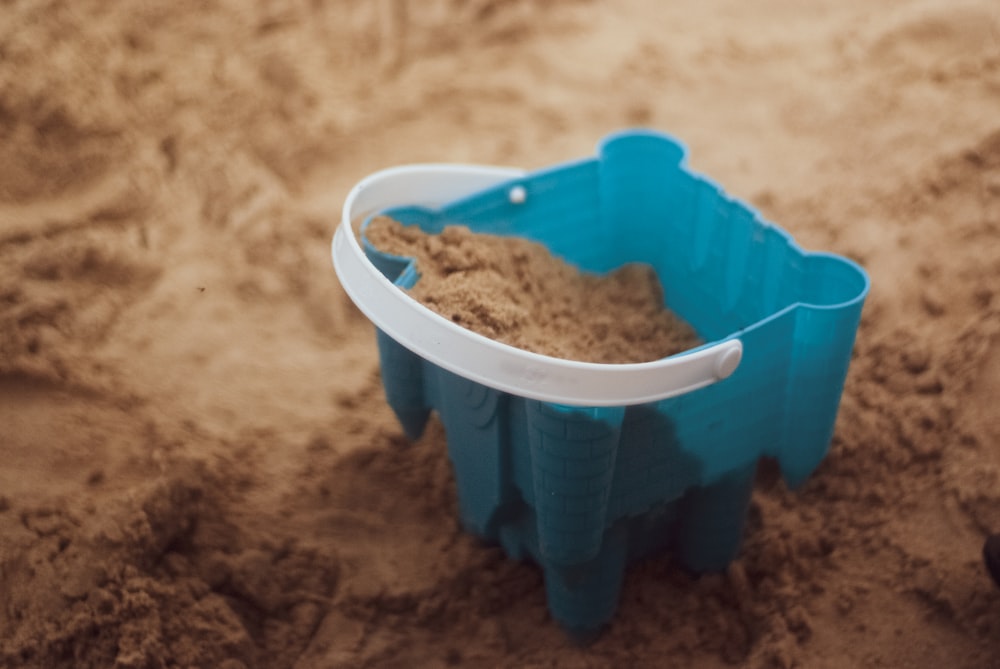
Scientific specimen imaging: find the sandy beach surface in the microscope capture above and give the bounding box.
[2,1,999,667]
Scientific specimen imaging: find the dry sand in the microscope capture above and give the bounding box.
[364,216,703,363]
[1,1,999,667]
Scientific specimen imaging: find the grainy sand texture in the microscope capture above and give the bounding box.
[364,217,703,363]
[1,1,999,667]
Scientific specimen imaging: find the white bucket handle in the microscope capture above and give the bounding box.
[332,164,743,407]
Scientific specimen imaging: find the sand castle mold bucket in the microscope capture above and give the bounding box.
[332,130,869,635]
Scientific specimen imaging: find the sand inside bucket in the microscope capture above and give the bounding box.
[365,216,703,364]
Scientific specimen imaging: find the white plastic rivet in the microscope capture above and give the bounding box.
[508,185,527,204]
[714,345,742,380]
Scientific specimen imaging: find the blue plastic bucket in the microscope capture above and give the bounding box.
[332,130,869,635]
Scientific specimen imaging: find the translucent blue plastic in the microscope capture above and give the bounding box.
[359,130,869,636]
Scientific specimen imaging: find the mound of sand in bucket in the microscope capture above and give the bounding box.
[364,215,703,364]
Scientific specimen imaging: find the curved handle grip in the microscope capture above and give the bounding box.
[333,164,743,406]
